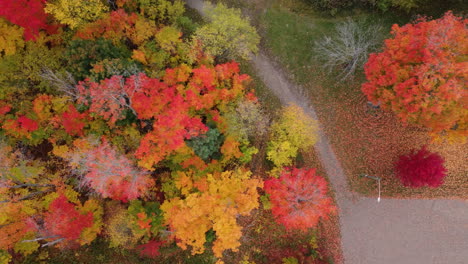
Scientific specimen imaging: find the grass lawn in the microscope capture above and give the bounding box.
[259,0,468,199]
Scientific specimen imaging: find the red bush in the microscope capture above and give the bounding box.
[394,146,447,188]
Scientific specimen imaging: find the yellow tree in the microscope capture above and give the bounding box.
[45,0,109,29]
[0,18,24,56]
[267,104,318,170]
[194,3,260,61]
[161,170,263,260]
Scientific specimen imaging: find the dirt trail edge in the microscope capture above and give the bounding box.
[185,1,468,264]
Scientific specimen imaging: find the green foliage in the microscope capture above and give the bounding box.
[127,200,164,239]
[238,144,259,164]
[373,0,427,12]
[138,0,185,24]
[176,16,199,38]
[45,0,109,29]
[194,3,260,61]
[186,127,224,161]
[267,105,318,169]
[66,38,131,80]
[303,0,356,14]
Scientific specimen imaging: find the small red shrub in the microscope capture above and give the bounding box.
[394,146,447,188]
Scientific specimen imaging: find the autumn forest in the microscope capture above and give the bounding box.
[0,0,466,263]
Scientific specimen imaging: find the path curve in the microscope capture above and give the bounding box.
[185,1,468,263]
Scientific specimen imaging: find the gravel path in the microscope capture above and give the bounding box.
[186,1,468,263]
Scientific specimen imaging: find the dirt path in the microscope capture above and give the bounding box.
[186,1,468,263]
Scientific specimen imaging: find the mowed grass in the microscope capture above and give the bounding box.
[260,0,468,199]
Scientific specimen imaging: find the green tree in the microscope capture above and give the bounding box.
[194,3,260,61]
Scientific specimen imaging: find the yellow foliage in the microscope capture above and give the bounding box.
[220,136,243,161]
[52,144,69,159]
[138,0,185,24]
[0,250,12,264]
[155,26,182,53]
[132,49,148,65]
[0,18,24,56]
[45,0,109,29]
[130,17,157,46]
[13,232,39,256]
[79,199,103,245]
[267,104,318,169]
[161,170,263,259]
[106,207,143,248]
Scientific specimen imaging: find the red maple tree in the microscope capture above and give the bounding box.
[264,167,335,231]
[362,12,467,139]
[136,240,165,258]
[61,104,89,136]
[394,146,447,188]
[43,194,93,241]
[0,0,58,40]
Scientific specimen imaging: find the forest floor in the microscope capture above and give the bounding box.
[186,0,468,263]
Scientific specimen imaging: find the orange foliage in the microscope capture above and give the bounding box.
[75,9,155,46]
[161,170,262,258]
[362,12,468,140]
[264,168,335,231]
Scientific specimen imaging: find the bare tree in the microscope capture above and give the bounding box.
[314,18,384,80]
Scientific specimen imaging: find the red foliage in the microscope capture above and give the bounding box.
[264,168,335,231]
[0,0,58,40]
[394,146,447,188]
[0,103,11,115]
[362,12,467,136]
[43,194,93,240]
[136,240,165,258]
[82,140,154,202]
[76,76,127,126]
[17,116,39,132]
[2,115,39,138]
[126,73,208,168]
[61,105,88,136]
[75,62,249,169]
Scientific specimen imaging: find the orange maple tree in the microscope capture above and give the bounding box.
[264,167,335,231]
[161,170,263,259]
[362,12,468,140]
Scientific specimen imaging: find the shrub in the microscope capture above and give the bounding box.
[394,146,447,188]
[314,18,384,80]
